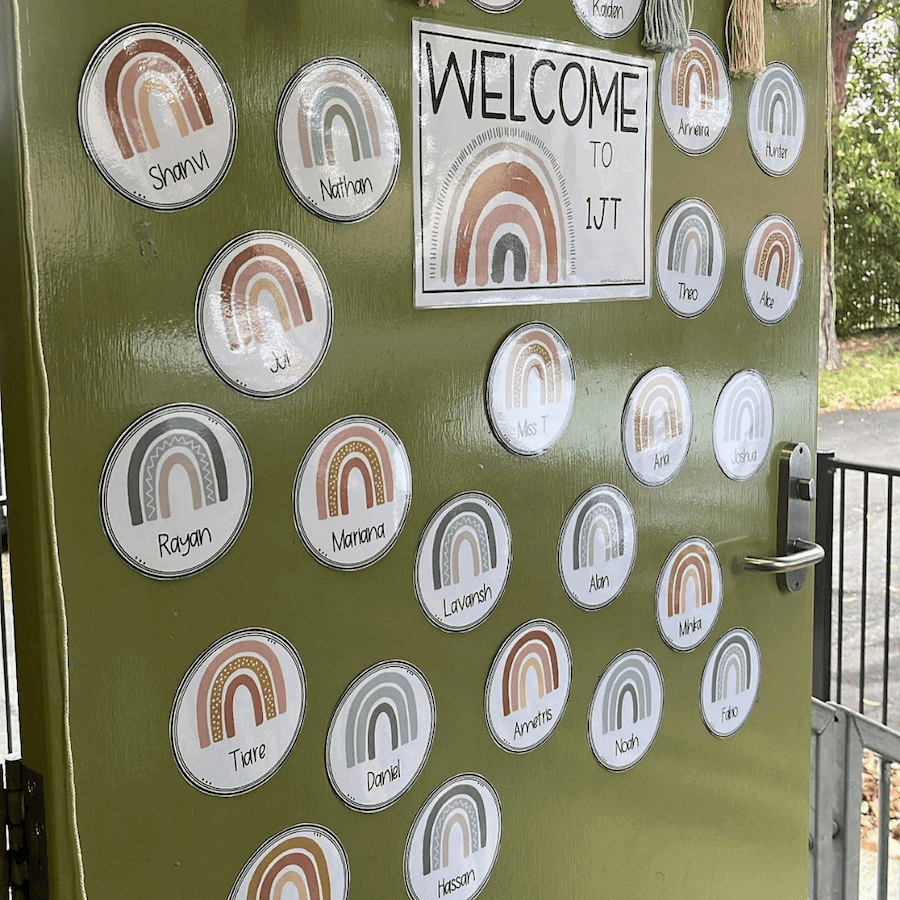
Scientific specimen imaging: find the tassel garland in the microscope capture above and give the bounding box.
[726,0,765,75]
[643,0,693,51]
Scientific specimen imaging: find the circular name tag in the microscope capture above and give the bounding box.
[572,0,642,39]
[294,416,412,570]
[713,370,774,481]
[486,322,576,457]
[325,660,435,813]
[170,628,305,796]
[276,57,400,222]
[699,628,762,738]
[404,773,502,900]
[196,232,333,399]
[469,0,525,11]
[742,214,803,325]
[747,62,806,177]
[78,23,236,210]
[99,403,252,578]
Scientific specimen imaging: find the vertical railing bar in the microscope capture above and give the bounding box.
[884,476,893,728]
[838,468,846,705]
[860,471,869,715]
[0,549,11,758]
[814,450,836,701]
[876,755,891,900]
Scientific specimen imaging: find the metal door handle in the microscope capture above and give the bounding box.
[743,539,825,574]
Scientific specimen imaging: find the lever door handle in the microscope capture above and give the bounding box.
[743,539,825,574]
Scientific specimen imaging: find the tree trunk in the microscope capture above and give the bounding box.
[820,220,843,370]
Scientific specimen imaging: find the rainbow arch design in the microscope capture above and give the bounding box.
[247,834,332,900]
[195,639,288,749]
[724,378,767,442]
[757,66,800,137]
[501,629,559,717]
[601,655,654,734]
[297,66,381,168]
[104,39,214,160]
[754,221,796,290]
[504,329,563,410]
[422,784,488,876]
[667,203,716,277]
[127,417,228,526]
[711,633,753,701]
[431,500,497,591]
[219,242,314,351]
[344,669,418,768]
[633,372,685,453]
[315,424,394,520]
[671,34,721,110]
[667,542,714,617]
[573,491,626,571]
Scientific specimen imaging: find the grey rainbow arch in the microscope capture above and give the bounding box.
[601,655,653,734]
[127,416,228,526]
[344,669,418,769]
[667,203,715,277]
[724,380,766,442]
[758,68,799,137]
[573,491,625,571]
[422,784,488,876]
[711,633,752,701]
[431,501,497,591]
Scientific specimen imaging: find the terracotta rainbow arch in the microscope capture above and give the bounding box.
[754,221,796,290]
[219,242,314,351]
[633,372,685,453]
[315,424,395,520]
[666,203,716,277]
[422,784,488,876]
[501,628,559,717]
[504,329,563,410]
[573,491,626,571]
[711,634,753,701]
[104,38,214,160]
[724,379,766,442]
[431,500,497,591]
[343,669,418,769]
[757,67,800,137]
[195,639,288,749]
[600,655,654,735]
[667,542,714,617]
[671,35,721,110]
[127,417,228,527]
[297,66,381,168]
[247,835,332,900]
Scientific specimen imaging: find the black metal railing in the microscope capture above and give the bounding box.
[814,450,900,729]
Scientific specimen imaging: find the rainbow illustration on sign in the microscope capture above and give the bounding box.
[219,242,314,351]
[127,417,228,527]
[421,784,488,876]
[572,490,627,571]
[104,38,214,160]
[343,669,418,768]
[501,628,560,717]
[315,424,394,520]
[710,633,754,702]
[298,66,382,169]
[724,377,768,441]
[754,220,797,290]
[600,654,654,734]
[504,328,563,410]
[431,500,497,590]
[245,833,333,900]
[667,542,714,617]
[195,638,288,749]
[436,133,572,289]
[757,66,801,138]
[670,34,722,111]
[633,371,685,453]
[665,203,716,277]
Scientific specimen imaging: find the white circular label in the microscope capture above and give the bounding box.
[99,404,252,578]
[196,232,333,399]
[170,629,305,796]
[558,484,637,610]
[742,214,803,325]
[78,24,236,210]
[713,370,774,481]
[414,493,511,633]
[747,62,806,177]
[294,416,412,570]
[404,773,502,900]
[656,198,725,318]
[228,824,349,900]
[658,32,732,156]
[699,628,762,737]
[276,57,400,222]
[484,620,571,754]
[469,0,525,11]
[486,322,576,457]
[325,660,435,813]
[588,649,664,771]
[572,0,642,39]
[621,366,693,487]
[655,537,723,652]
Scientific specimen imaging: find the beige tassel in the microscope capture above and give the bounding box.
[726,0,765,75]
[772,0,816,9]
[643,0,693,51]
